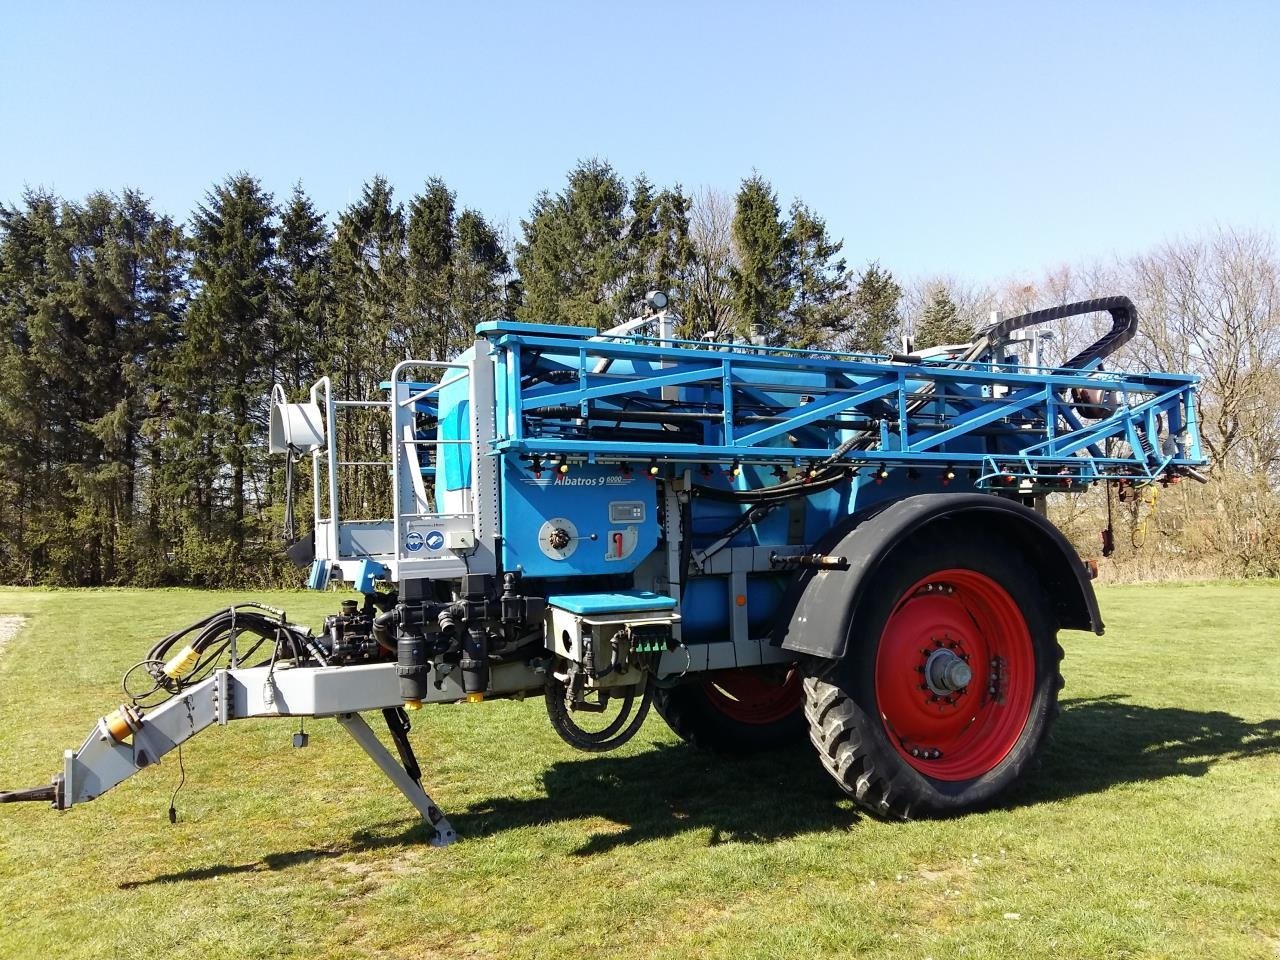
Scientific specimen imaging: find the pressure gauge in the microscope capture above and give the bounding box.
[537,517,579,560]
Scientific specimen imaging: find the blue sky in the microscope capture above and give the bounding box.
[2,2,1276,283]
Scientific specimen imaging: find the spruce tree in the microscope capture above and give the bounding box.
[181,174,278,567]
[623,183,694,317]
[517,162,696,329]
[0,189,186,584]
[617,177,694,313]
[131,199,188,582]
[329,177,406,520]
[0,191,66,582]
[913,284,975,349]
[405,179,456,360]
[729,175,793,344]
[786,202,853,349]
[848,261,902,353]
[516,159,630,328]
[453,208,514,334]
[274,185,330,392]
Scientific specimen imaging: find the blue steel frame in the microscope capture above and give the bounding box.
[478,322,1204,489]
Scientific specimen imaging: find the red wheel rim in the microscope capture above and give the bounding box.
[702,668,803,725]
[874,569,1035,781]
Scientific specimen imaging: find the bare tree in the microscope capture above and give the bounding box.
[683,186,738,340]
[988,261,1118,366]
[1126,228,1280,476]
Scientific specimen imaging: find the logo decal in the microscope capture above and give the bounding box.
[404,531,425,553]
[425,530,446,551]
[521,474,634,488]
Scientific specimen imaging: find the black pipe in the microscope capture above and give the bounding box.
[372,607,400,651]
[691,469,851,503]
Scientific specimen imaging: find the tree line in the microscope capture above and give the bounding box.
[0,162,936,586]
[2,160,1274,586]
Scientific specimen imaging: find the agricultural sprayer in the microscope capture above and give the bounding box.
[2,295,1206,844]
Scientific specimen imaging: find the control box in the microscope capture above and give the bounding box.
[499,461,659,577]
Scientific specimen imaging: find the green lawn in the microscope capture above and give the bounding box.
[1,583,1278,960]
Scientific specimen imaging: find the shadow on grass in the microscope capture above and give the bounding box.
[1013,694,1280,805]
[118,823,440,888]
[124,695,1280,885]
[455,739,859,854]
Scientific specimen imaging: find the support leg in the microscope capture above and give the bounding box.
[381,707,422,784]
[335,712,457,847]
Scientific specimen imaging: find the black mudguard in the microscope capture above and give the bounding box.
[774,493,1102,660]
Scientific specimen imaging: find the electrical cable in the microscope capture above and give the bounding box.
[126,606,304,707]
[167,742,185,824]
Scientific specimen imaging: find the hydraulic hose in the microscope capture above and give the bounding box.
[975,296,1139,370]
[691,468,850,503]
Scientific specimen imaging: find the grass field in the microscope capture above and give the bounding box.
[1,583,1278,960]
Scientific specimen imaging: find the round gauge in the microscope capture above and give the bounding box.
[537,517,579,560]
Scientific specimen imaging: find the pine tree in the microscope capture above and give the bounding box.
[274,185,330,392]
[786,202,853,349]
[405,179,456,360]
[516,159,630,328]
[913,283,974,349]
[0,189,186,584]
[848,261,902,353]
[453,208,514,335]
[623,182,694,316]
[729,175,793,344]
[329,177,406,520]
[181,174,278,568]
[0,190,66,581]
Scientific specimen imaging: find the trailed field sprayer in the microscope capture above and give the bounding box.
[3,296,1206,845]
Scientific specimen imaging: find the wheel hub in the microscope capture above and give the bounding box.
[924,647,972,694]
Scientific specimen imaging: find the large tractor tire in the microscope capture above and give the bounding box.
[803,533,1064,818]
[654,665,806,754]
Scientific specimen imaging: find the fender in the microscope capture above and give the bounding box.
[774,493,1102,660]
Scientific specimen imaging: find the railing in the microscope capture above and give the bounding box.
[306,358,479,571]
[388,359,476,570]
[482,324,1204,488]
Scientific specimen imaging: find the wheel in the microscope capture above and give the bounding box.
[803,533,1063,818]
[654,665,807,754]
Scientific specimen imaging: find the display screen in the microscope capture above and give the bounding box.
[608,501,645,523]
